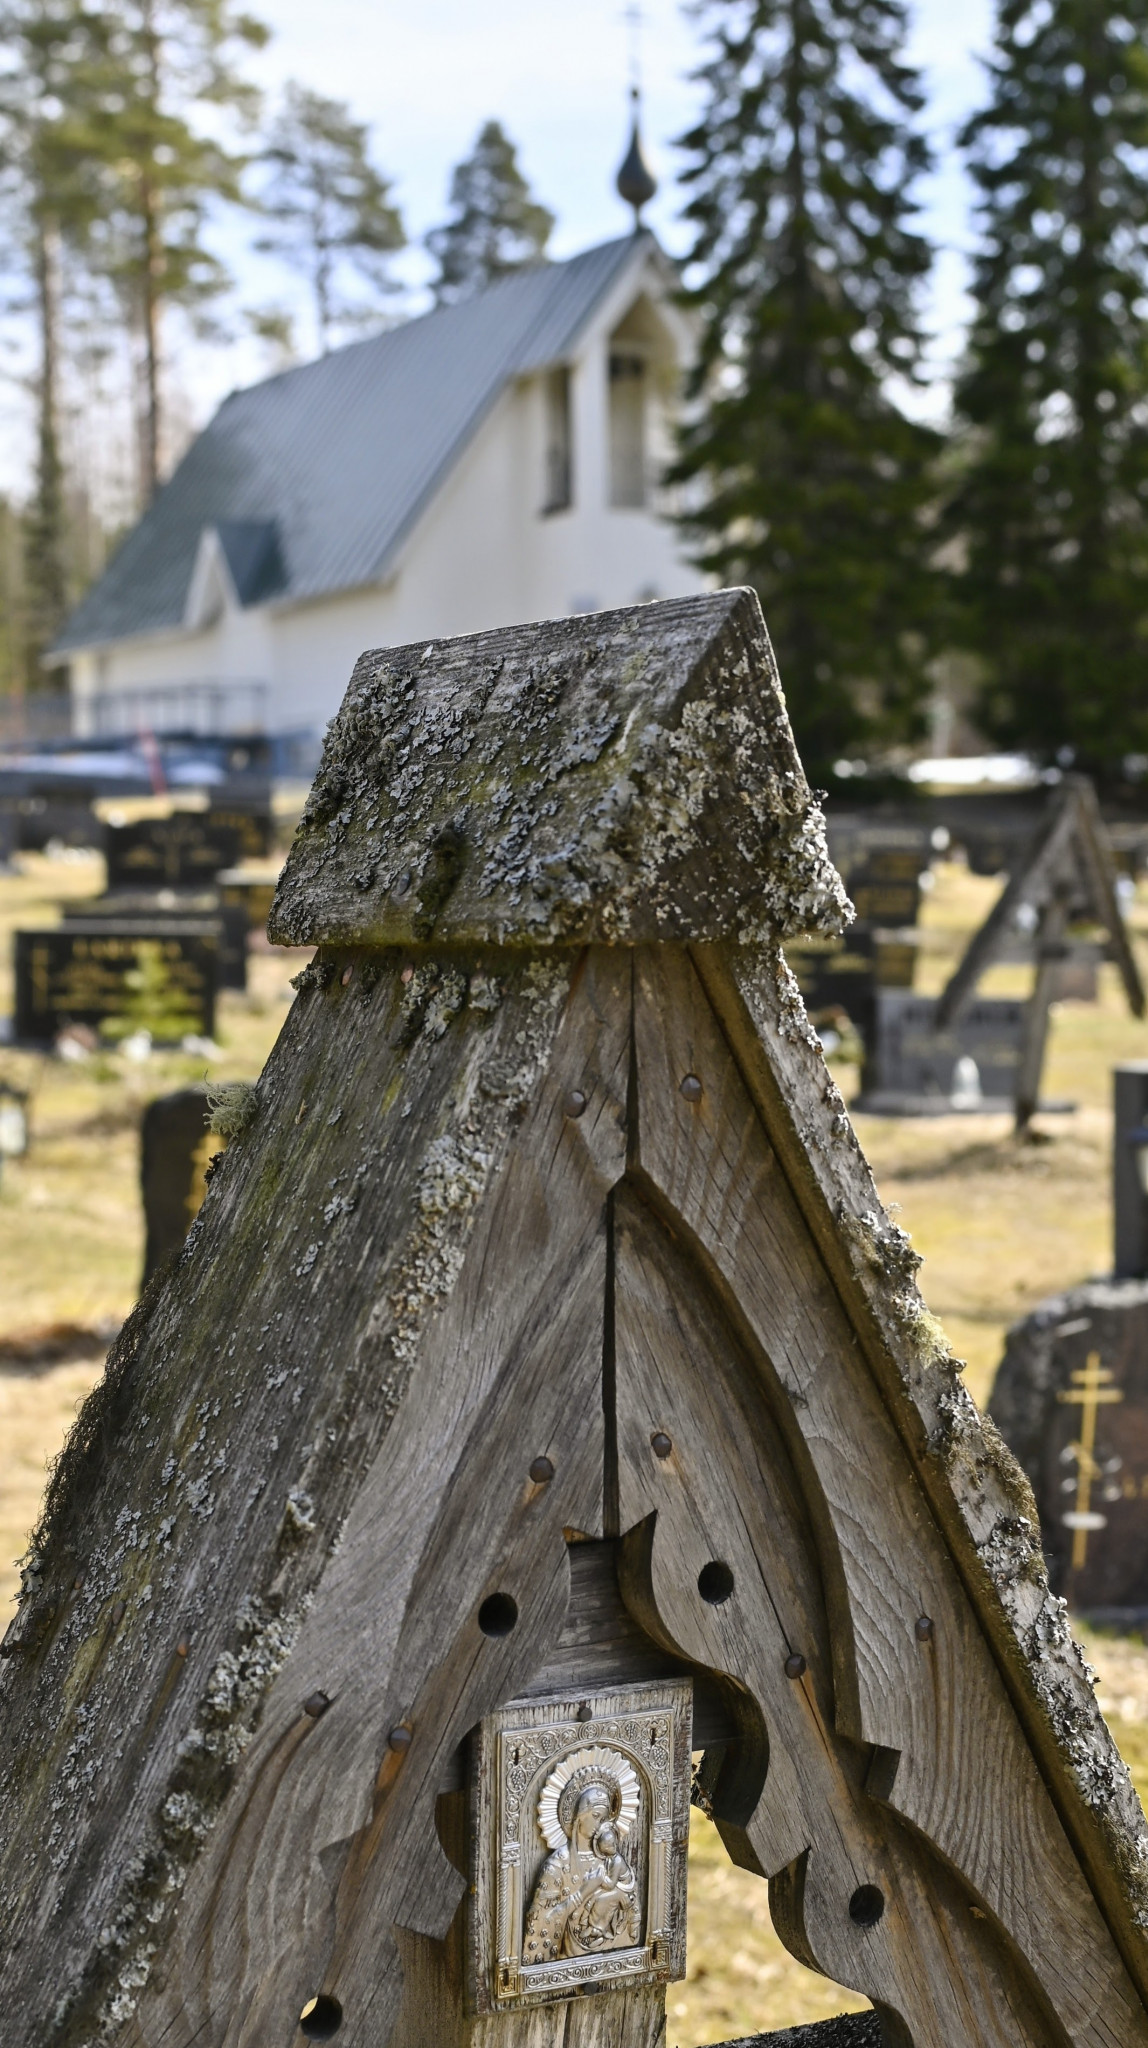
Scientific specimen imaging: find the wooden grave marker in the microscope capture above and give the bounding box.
[139,1086,225,1284]
[2,591,1148,2048]
[934,778,1145,1128]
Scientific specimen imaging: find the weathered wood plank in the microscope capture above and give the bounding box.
[628,945,1148,2044]
[267,590,847,953]
[0,947,629,2048]
[693,937,1148,2008]
[614,1181,1066,2048]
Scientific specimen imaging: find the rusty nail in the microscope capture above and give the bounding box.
[341,964,353,986]
[387,1723,413,1752]
[111,1601,126,1625]
[401,965,414,984]
[529,1456,555,1483]
[303,1691,331,1719]
[784,1653,806,1680]
[651,1432,673,1459]
[915,1615,934,1642]
[72,1574,84,1591]
[563,1089,587,1119]
[176,1637,190,1658]
[680,1074,703,1102]
[577,1702,593,1722]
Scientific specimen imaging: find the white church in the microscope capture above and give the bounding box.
[52,228,706,744]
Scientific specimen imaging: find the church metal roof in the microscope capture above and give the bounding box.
[55,235,647,656]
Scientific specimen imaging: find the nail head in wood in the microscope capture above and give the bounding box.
[400,964,414,983]
[529,1456,554,1483]
[680,1073,703,1102]
[650,1431,673,1459]
[563,1089,587,1119]
[175,1637,190,1658]
[302,1691,331,1719]
[915,1615,935,1642]
[386,1724,412,1752]
[785,1652,807,1679]
[110,1601,125,1625]
[340,964,353,986]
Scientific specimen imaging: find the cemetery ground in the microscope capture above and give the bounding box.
[3,844,1148,2042]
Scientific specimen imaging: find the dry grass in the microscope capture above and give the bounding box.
[4,851,1148,2042]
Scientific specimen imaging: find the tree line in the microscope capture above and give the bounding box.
[4,0,1148,783]
[0,0,553,697]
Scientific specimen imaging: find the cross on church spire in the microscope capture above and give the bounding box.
[616,7,657,228]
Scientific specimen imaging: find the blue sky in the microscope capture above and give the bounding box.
[240,0,994,391]
[1,0,996,496]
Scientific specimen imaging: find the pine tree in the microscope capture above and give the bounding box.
[949,0,1148,774]
[257,84,405,355]
[0,0,108,681]
[427,121,553,306]
[672,0,939,779]
[86,0,269,501]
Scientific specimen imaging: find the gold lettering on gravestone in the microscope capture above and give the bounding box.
[1058,1352,1124,1569]
[471,1680,690,2013]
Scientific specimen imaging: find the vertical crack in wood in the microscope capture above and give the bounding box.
[603,1188,619,1543]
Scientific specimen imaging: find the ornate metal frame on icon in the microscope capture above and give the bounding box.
[469,1679,692,2014]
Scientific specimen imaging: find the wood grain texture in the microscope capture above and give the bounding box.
[267,589,847,951]
[0,946,629,2048]
[692,939,1148,2001]
[628,945,1148,2044]
[614,1184,1065,2048]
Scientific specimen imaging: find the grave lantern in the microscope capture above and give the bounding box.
[2,592,1148,2048]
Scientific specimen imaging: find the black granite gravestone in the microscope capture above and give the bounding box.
[13,924,217,1043]
[991,1281,1148,1620]
[140,1086,221,1283]
[857,990,1026,1111]
[825,817,931,929]
[61,893,248,990]
[104,810,270,891]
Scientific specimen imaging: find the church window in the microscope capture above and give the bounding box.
[609,351,647,507]
[543,367,573,513]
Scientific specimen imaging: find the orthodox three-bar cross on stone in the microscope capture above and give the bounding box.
[3,591,1148,2048]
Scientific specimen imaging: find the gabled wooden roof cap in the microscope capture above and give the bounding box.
[269,589,850,949]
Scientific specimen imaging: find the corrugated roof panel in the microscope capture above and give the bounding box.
[55,236,649,655]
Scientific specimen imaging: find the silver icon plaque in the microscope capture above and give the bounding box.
[470,1679,691,2012]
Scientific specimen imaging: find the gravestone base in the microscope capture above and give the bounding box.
[990,1278,1148,1609]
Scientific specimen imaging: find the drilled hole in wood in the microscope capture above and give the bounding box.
[299,1992,343,2038]
[849,1884,885,1928]
[478,1592,518,1637]
[697,1560,734,1605]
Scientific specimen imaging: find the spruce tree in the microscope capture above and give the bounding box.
[427,121,553,306]
[257,84,405,354]
[673,0,939,779]
[949,0,1148,773]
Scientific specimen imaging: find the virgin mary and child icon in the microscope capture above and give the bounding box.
[522,1746,643,1962]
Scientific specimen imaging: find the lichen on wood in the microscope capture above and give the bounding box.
[268,589,849,952]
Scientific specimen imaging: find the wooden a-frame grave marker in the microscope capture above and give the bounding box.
[3,589,1148,2048]
[934,777,1145,1129]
